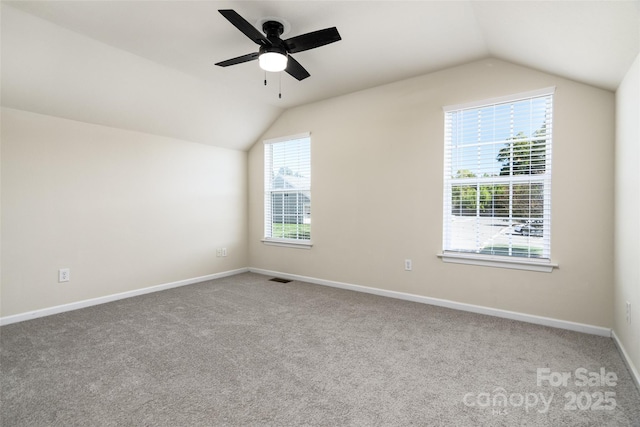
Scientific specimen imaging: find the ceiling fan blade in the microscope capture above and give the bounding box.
[284,27,341,54]
[285,56,310,81]
[215,52,259,67]
[218,9,269,47]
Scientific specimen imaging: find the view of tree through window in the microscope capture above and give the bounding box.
[443,91,553,259]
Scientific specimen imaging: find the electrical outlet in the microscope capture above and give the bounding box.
[221,248,228,257]
[626,301,631,324]
[58,268,70,283]
[404,259,412,271]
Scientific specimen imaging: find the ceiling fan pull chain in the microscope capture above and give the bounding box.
[264,70,267,86]
[279,72,282,99]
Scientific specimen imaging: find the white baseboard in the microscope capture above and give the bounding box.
[2,266,613,340]
[611,330,640,392]
[0,268,249,326]
[249,267,612,337]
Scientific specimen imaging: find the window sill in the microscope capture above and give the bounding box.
[437,252,558,273]
[262,238,313,249]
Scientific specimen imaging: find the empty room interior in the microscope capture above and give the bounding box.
[1,1,639,425]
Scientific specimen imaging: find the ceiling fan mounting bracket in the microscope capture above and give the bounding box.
[262,20,284,38]
[257,16,291,37]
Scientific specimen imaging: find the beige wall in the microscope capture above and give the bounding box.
[614,54,640,376]
[248,59,615,327]
[1,108,248,317]
[0,57,627,339]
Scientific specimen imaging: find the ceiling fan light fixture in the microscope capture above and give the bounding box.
[259,51,288,72]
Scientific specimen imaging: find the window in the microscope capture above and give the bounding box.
[441,88,555,271]
[264,133,311,247]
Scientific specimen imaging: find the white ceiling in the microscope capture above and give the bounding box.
[2,1,638,151]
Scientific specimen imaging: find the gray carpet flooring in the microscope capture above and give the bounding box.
[1,272,639,426]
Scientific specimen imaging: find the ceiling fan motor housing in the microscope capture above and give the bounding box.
[262,20,287,56]
[259,44,287,57]
[259,20,287,59]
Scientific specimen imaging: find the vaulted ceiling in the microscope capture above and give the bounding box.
[2,1,638,151]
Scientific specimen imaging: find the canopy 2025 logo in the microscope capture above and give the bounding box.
[537,367,617,411]
[462,367,619,415]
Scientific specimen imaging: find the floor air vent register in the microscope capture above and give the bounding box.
[269,277,292,283]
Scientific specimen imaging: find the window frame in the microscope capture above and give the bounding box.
[439,88,557,272]
[262,132,312,249]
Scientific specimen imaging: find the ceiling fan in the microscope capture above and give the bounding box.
[215,9,341,81]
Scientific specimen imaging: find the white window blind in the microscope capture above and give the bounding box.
[264,133,311,243]
[443,89,554,261]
